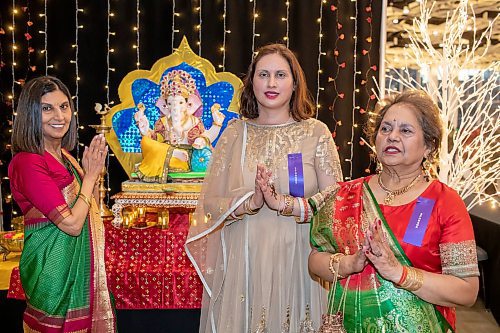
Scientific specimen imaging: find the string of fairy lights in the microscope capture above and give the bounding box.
[41,0,49,74]
[251,0,258,56]
[23,2,35,84]
[327,0,374,181]
[220,0,228,70]
[106,2,112,104]
[73,1,82,160]
[135,0,141,68]
[105,0,113,204]
[171,0,177,51]
[346,0,360,180]
[315,0,326,115]
[197,1,202,55]
[10,0,16,114]
[282,0,290,47]
[361,0,376,174]
[328,1,343,157]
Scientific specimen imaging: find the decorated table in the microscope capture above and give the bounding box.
[106,185,203,310]
[0,253,25,333]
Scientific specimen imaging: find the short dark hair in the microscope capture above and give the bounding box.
[239,43,315,121]
[365,90,443,162]
[12,76,77,155]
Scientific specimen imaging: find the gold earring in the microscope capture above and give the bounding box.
[375,158,383,174]
[422,158,432,182]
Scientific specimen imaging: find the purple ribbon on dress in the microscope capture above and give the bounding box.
[288,153,304,197]
[403,196,436,247]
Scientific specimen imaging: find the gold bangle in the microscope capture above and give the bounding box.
[280,195,295,216]
[78,193,92,208]
[212,120,223,127]
[328,253,347,279]
[244,197,259,215]
[398,267,424,292]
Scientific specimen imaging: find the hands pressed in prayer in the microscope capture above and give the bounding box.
[255,164,282,211]
[250,165,265,211]
[364,219,403,283]
[82,134,108,183]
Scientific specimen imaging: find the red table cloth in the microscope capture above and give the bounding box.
[8,211,203,310]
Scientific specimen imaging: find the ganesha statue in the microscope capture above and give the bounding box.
[134,70,226,182]
[104,37,242,184]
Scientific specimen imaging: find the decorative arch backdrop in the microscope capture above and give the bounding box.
[0,0,382,230]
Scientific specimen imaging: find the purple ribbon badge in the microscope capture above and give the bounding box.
[288,153,304,197]
[403,196,436,247]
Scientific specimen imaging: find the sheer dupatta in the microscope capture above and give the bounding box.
[311,178,452,333]
[185,120,254,332]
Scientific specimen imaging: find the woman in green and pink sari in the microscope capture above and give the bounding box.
[9,76,116,332]
[308,90,479,332]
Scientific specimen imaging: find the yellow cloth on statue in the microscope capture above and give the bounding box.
[139,136,189,178]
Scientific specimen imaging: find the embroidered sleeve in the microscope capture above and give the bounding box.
[315,124,342,181]
[10,153,70,223]
[440,240,479,278]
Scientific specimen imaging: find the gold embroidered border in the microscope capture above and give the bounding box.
[440,240,480,278]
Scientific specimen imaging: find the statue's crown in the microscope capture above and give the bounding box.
[161,70,197,99]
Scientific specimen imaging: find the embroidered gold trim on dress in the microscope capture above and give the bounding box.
[440,240,479,278]
[316,133,342,180]
[245,119,314,173]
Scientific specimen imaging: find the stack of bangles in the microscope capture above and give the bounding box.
[78,192,92,208]
[276,195,313,223]
[229,197,260,220]
[395,265,424,291]
[277,194,294,216]
[328,253,347,279]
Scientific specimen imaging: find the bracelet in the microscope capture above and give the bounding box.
[304,199,311,222]
[295,197,305,223]
[280,195,294,216]
[397,265,408,286]
[78,193,92,208]
[396,266,424,292]
[229,210,244,220]
[244,197,259,215]
[328,253,347,279]
[212,120,223,127]
[304,198,311,222]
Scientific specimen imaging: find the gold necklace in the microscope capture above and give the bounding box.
[378,173,422,205]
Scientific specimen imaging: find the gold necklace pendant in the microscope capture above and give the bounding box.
[384,192,395,205]
[378,173,422,205]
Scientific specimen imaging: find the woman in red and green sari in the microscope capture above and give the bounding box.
[8,76,116,332]
[308,91,479,332]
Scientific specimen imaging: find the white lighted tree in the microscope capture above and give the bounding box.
[381,0,499,210]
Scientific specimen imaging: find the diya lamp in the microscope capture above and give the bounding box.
[89,103,113,220]
[123,215,131,229]
[158,210,170,230]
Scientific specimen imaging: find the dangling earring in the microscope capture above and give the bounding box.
[375,157,383,174]
[422,158,432,182]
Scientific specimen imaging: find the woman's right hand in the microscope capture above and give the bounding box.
[346,239,370,274]
[251,166,265,211]
[256,164,281,211]
[82,134,107,182]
